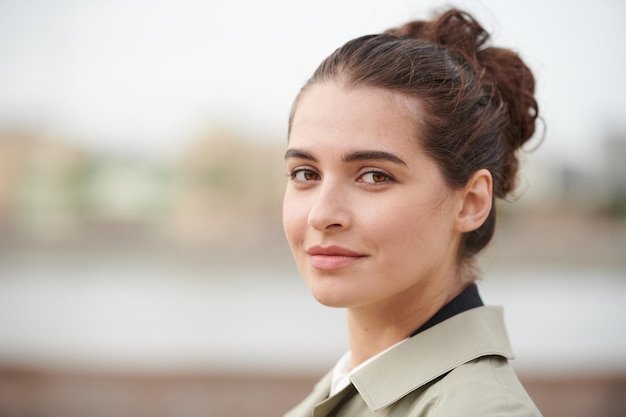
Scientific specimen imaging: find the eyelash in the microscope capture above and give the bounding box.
[288,168,395,186]
[289,168,320,183]
[359,171,394,185]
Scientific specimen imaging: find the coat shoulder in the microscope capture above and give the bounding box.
[393,356,542,417]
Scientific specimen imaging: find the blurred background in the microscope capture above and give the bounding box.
[0,0,625,416]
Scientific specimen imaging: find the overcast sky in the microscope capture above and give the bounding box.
[1,0,625,164]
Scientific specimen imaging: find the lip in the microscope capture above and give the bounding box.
[305,245,367,271]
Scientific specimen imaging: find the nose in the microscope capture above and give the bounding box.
[307,180,352,231]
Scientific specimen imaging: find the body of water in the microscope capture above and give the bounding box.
[0,258,624,376]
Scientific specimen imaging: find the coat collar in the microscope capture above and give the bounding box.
[348,306,515,412]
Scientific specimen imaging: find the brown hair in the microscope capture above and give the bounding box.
[288,9,539,276]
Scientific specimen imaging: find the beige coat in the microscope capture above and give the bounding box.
[284,306,542,417]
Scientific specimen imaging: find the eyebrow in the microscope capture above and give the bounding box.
[343,150,407,166]
[284,149,317,162]
[284,149,407,166]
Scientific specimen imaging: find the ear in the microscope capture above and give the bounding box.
[454,169,493,233]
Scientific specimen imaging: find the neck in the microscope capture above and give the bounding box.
[346,278,465,369]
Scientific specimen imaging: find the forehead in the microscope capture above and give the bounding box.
[289,82,423,153]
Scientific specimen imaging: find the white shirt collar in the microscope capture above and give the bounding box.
[329,337,410,396]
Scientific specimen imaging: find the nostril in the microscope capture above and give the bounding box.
[307,187,351,231]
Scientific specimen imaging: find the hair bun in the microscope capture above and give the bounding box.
[387,9,539,196]
[386,10,489,67]
[479,46,538,147]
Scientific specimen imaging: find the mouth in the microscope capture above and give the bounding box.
[305,245,367,271]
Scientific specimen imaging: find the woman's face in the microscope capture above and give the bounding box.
[283,82,464,312]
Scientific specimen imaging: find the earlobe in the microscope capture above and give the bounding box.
[455,169,493,233]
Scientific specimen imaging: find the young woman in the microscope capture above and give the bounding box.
[282,8,542,417]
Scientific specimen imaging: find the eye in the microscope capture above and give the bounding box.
[359,171,392,184]
[290,168,320,182]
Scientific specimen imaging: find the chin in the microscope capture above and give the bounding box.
[312,294,348,308]
[301,268,367,308]
[307,284,352,308]
[309,285,368,309]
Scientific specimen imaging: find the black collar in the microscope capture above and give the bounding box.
[411,283,484,337]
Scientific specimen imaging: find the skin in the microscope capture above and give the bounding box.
[283,81,492,368]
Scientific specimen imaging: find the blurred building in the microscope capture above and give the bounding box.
[165,128,285,247]
[603,135,626,216]
[0,132,86,241]
[0,128,288,251]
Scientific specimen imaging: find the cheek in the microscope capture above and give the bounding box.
[365,196,422,228]
[355,202,416,252]
[282,192,306,245]
[365,199,449,250]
